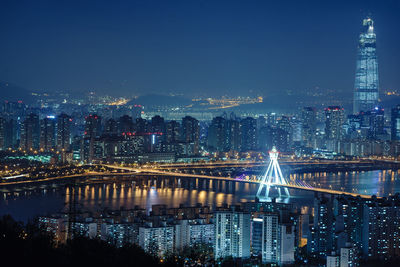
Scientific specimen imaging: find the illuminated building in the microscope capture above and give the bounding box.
[20,113,40,150]
[120,133,145,155]
[40,116,56,152]
[227,113,240,151]
[57,113,72,151]
[261,214,280,262]
[391,105,400,141]
[277,116,292,135]
[214,207,251,259]
[118,115,134,134]
[135,118,147,133]
[325,106,344,140]
[0,117,4,150]
[38,216,67,244]
[302,107,317,148]
[251,213,295,265]
[104,118,118,136]
[101,223,139,248]
[272,127,291,152]
[138,223,174,257]
[208,116,226,151]
[174,219,214,251]
[291,116,302,144]
[340,245,359,267]
[362,196,400,260]
[258,126,272,151]
[310,194,335,258]
[325,106,344,151]
[334,196,363,252]
[165,120,180,143]
[4,119,18,149]
[189,222,214,245]
[368,107,385,139]
[327,253,340,267]
[84,114,101,139]
[181,116,200,155]
[240,117,257,151]
[2,100,26,120]
[353,18,379,114]
[251,217,263,256]
[344,114,362,139]
[82,114,101,162]
[150,115,165,135]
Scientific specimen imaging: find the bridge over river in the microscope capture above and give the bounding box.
[101,162,377,199]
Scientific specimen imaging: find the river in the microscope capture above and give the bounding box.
[1,169,400,222]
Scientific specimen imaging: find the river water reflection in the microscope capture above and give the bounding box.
[1,169,400,222]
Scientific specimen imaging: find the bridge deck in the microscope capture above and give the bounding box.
[269,183,374,199]
[103,165,377,199]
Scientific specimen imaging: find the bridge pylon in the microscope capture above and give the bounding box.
[257,146,290,201]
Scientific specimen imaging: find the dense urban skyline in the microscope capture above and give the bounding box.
[1,2,400,266]
[1,0,400,98]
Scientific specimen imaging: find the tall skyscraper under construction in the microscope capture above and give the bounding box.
[353,17,379,114]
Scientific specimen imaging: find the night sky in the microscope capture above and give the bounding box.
[1,0,400,97]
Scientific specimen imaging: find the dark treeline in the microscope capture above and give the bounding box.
[0,214,160,267]
[0,214,220,267]
[2,214,399,267]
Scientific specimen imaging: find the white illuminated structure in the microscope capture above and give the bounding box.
[257,146,290,200]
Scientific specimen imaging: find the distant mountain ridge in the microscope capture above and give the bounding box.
[0,81,34,103]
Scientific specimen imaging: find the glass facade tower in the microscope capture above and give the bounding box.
[353,18,379,114]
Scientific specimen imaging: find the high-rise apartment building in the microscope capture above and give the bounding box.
[310,194,335,258]
[391,105,400,141]
[252,214,295,265]
[20,113,40,151]
[138,223,174,258]
[0,117,5,150]
[214,207,251,260]
[227,114,241,151]
[118,115,134,134]
[40,116,56,152]
[340,245,359,267]
[57,113,72,151]
[327,253,340,267]
[240,117,257,151]
[165,120,180,143]
[302,107,317,148]
[362,196,400,260]
[367,107,385,139]
[150,115,165,134]
[82,114,101,162]
[325,106,344,142]
[334,196,364,252]
[174,219,214,251]
[208,116,226,151]
[104,118,118,136]
[181,116,199,154]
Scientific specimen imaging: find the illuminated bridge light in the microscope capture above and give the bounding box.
[256,146,290,201]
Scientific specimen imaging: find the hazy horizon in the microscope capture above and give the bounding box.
[1,0,400,100]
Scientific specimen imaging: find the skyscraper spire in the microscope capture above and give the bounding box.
[353,17,379,114]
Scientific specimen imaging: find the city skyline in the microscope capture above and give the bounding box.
[1,2,400,266]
